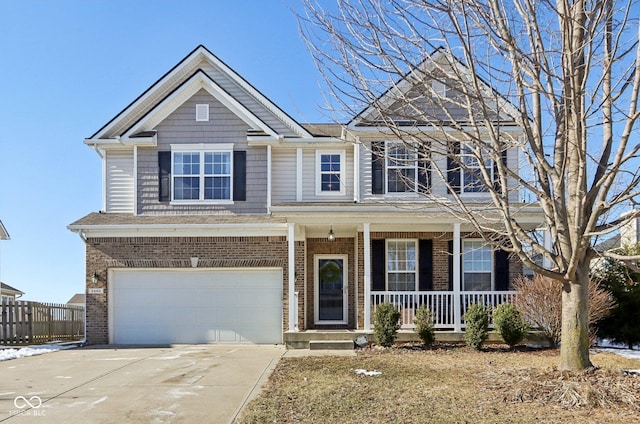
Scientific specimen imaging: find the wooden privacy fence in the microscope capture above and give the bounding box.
[0,299,85,345]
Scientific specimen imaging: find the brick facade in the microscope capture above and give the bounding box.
[84,236,289,344]
[305,238,356,329]
[84,232,524,343]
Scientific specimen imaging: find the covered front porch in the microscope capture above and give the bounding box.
[281,216,541,343]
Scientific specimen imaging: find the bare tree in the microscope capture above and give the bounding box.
[299,0,640,370]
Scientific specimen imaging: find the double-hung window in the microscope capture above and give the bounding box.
[460,145,492,193]
[387,240,417,291]
[462,240,493,291]
[386,141,418,193]
[316,150,345,195]
[172,144,233,202]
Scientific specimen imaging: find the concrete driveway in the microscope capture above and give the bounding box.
[0,344,285,423]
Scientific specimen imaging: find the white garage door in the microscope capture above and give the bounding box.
[110,268,283,345]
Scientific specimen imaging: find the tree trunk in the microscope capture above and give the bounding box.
[559,262,593,370]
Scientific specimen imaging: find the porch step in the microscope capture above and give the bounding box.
[309,340,354,350]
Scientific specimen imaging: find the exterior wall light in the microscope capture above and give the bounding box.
[327,226,335,241]
[91,272,99,284]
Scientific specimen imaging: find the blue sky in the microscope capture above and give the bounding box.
[0,1,328,303]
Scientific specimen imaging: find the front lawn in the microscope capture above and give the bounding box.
[238,346,640,424]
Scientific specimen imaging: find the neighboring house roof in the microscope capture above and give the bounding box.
[348,48,522,128]
[87,45,312,142]
[0,220,9,240]
[67,293,86,305]
[593,234,622,253]
[0,282,24,297]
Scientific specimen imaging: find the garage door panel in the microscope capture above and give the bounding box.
[111,269,282,345]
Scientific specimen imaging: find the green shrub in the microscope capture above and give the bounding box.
[373,303,401,347]
[414,306,435,347]
[493,303,529,348]
[464,303,490,350]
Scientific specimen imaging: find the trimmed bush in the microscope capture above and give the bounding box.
[414,306,435,347]
[373,303,401,347]
[464,303,490,350]
[493,303,529,348]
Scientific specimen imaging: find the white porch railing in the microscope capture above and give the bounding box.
[370,291,518,330]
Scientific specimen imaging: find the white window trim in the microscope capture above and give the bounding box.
[384,141,419,195]
[315,150,346,196]
[462,239,494,291]
[170,143,234,204]
[314,254,349,325]
[195,104,209,122]
[385,239,419,292]
[460,145,493,195]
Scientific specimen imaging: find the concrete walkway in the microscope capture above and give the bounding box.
[0,345,284,423]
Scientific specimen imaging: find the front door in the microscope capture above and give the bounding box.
[315,255,348,324]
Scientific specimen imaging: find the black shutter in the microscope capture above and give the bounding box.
[371,239,386,291]
[493,148,508,192]
[447,141,461,194]
[494,249,510,290]
[419,240,433,291]
[158,151,171,202]
[447,240,454,291]
[371,142,385,194]
[233,151,246,201]
[417,144,431,194]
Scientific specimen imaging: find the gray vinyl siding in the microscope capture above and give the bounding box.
[136,90,267,214]
[300,148,354,202]
[99,54,302,139]
[105,150,135,213]
[271,149,297,203]
[198,62,300,137]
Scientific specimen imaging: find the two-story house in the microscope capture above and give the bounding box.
[69,45,544,346]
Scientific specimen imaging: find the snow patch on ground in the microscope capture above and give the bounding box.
[593,338,640,359]
[0,344,76,362]
[592,339,640,373]
[355,369,382,376]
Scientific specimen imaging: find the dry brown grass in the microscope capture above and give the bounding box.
[238,345,640,424]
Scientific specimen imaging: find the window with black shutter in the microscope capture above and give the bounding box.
[158,145,245,202]
[447,142,461,194]
[158,151,171,202]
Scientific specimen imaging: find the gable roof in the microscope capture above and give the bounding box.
[67,293,86,305]
[1,282,24,296]
[88,45,311,141]
[0,220,9,240]
[348,48,521,128]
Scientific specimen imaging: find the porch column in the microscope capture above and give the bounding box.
[266,144,272,213]
[288,223,296,332]
[363,223,372,331]
[453,222,462,332]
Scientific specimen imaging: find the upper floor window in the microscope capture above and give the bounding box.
[372,141,430,195]
[461,146,493,194]
[316,150,345,195]
[387,240,417,291]
[386,142,418,193]
[172,144,233,202]
[462,240,493,291]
